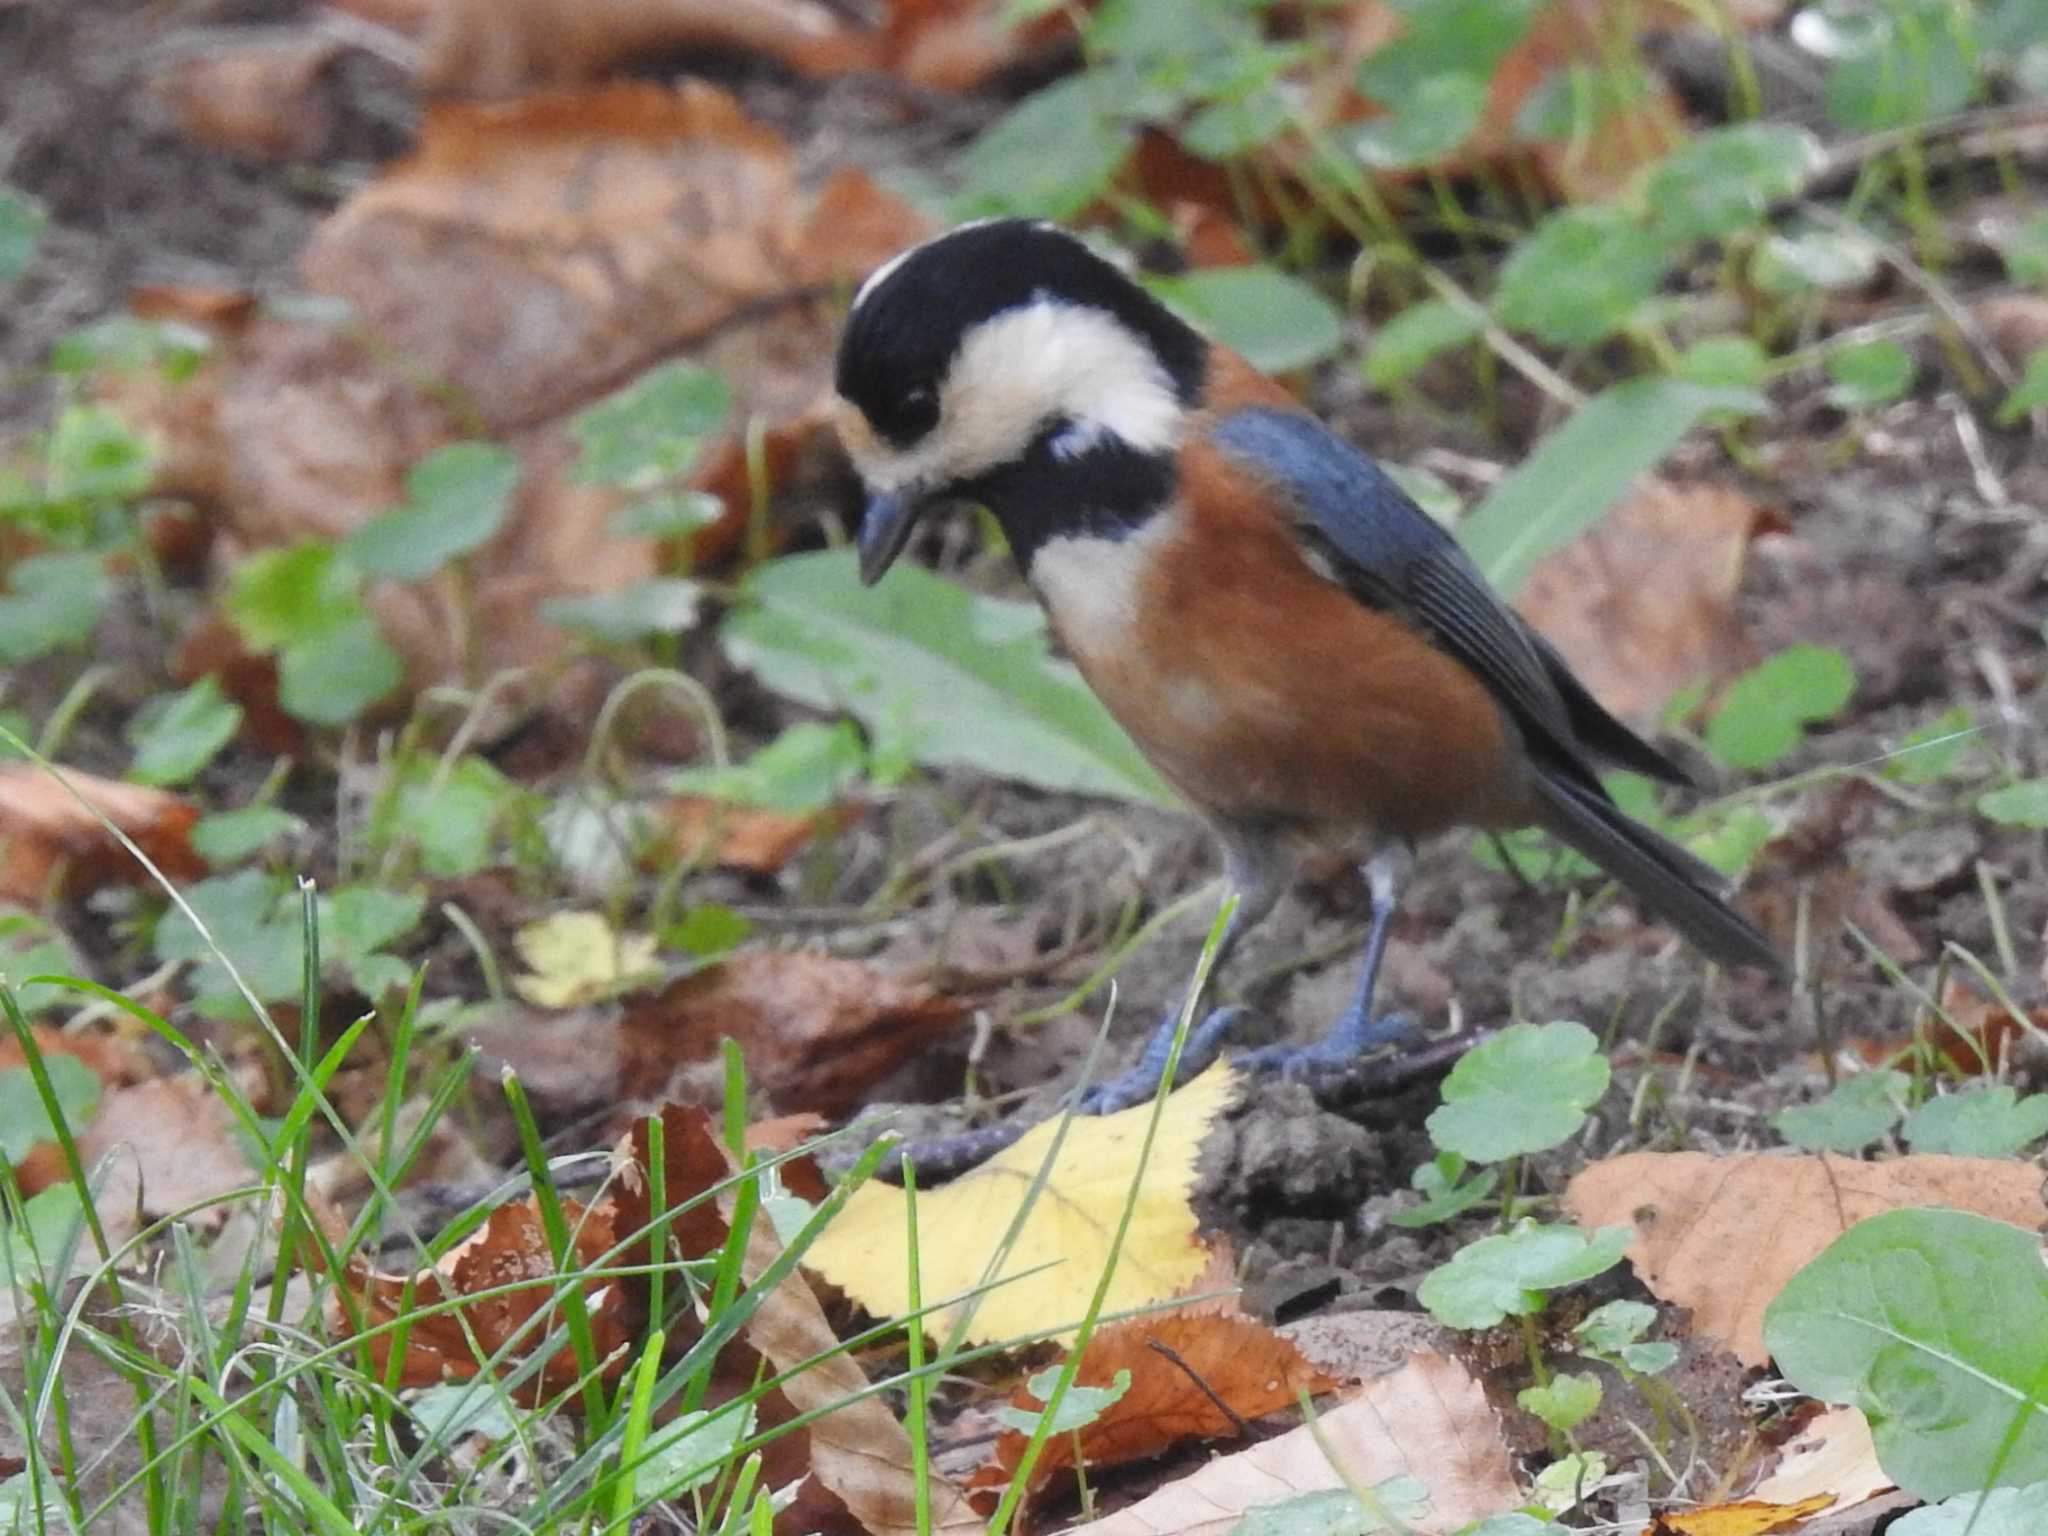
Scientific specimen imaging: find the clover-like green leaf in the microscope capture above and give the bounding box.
[1996,347,2048,425]
[1230,1477,1430,1536]
[1352,73,1488,169]
[1903,1085,2048,1157]
[1646,124,1821,244]
[1893,1482,2048,1536]
[1771,1069,1908,1154]
[128,677,243,787]
[669,721,865,813]
[1677,335,1770,391]
[1823,0,1977,132]
[1977,777,2048,828]
[1764,1208,2048,1500]
[571,364,731,489]
[1493,207,1666,348]
[1389,1150,1498,1229]
[1518,1371,1601,1434]
[0,1056,100,1166]
[1885,706,1975,786]
[0,551,110,663]
[995,1364,1132,1438]
[153,869,305,1016]
[954,74,1134,221]
[1825,339,1916,410]
[1704,645,1856,771]
[1418,1221,1631,1329]
[347,442,520,581]
[1426,1021,1610,1163]
[279,613,405,727]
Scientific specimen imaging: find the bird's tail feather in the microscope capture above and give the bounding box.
[1533,773,1785,976]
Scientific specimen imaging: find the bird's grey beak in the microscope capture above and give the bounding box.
[857,488,927,586]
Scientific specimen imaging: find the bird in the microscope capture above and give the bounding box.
[832,217,1784,1110]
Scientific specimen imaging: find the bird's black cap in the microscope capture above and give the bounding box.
[835,219,1207,449]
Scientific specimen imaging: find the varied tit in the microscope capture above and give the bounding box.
[833,218,1784,1110]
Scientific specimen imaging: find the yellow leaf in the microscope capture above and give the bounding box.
[806,1064,1236,1346]
[512,911,659,1009]
[1646,1495,1836,1535]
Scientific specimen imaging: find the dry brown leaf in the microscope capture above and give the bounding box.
[148,35,342,160]
[1064,1351,1520,1536]
[338,1196,633,1395]
[658,796,861,875]
[1646,1496,1836,1535]
[615,951,965,1118]
[880,0,1076,91]
[0,764,205,905]
[1752,1407,1892,1510]
[971,1314,1339,1504]
[412,0,871,96]
[124,83,925,725]
[1562,1151,2048,1365]
[54,1074,257,1243]
[1517,478,1763,721]
[1925,974,2046,1076]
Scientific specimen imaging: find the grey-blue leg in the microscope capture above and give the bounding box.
[1074,829,1292,1114]
[1240,844,1415,1074]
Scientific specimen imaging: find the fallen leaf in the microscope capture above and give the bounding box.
[411,0,872,97]
[880,0,1076,91]
[1925,974,2044,1075]
[511,910,659,1008]
[1517,478,1763,721]
[1561,1152,2048,1365]
[0,763,205,905]
[1647,1496,1836,1535]
[1063,1351,1520,1535]
[337,1196,633,1396]
[605,1105,983,1535]
[971,1313,1339,1504]
[54,1073,257,1243]
[807,1066,1236,1347]
[658,796,859,875]
[1752,1407,1893,1510]
[148,34,342,160]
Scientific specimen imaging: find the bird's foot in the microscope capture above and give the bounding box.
[1072,1005,1251,1115]
[1236,1005,1415,1079]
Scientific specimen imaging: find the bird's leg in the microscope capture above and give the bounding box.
[1241,843,1416,1074]
[1074,830,1290,1114]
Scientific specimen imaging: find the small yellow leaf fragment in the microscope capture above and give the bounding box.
[806,1063,1237,1346]
[512,911,660,1009]
[1644,1494,1835,1535]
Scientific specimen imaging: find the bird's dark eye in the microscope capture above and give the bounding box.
[873,382,940,446]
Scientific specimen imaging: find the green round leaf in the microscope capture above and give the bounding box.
[954,75,1133,222]
[1771,1070,1908,1154]
[226,543,364,651]
[1647,124,1822,244]
[1677,335,1770,391]
[279,614,405,727]
[1352,74,1488,169]
[1518,1370,1601,1433]
[0,1056,100,1165]
[0,552,110,664]
[190,806,301,865]
[1704,644,1856,771]
[1894,1482,2048,1536]
[348,442,520,582]
[1902,1086,2048,1157]
[1493,207,1666,348]
[128,677,243,787]
[1978,777,2048,827]
[1822,0,1978,132]
[570,364,732,489]
[1426,1020,1611,1162]
[1825,338,1916,409]
[1763,1208,2048,1500]
[1419,1221,1632,1329]
[1357,0,1540,102]
[1751,225,1880,295]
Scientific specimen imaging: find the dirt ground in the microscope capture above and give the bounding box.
[5,0,2046,1367]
